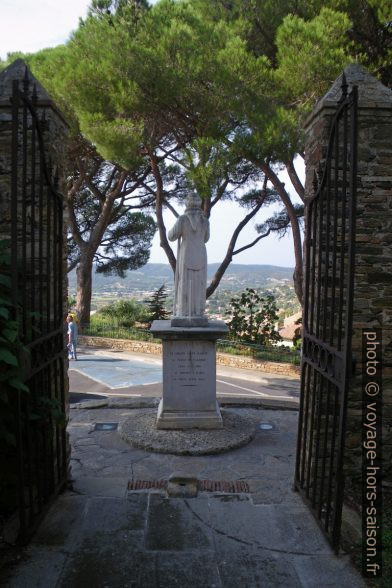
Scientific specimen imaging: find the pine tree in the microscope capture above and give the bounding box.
[146,285,169,326]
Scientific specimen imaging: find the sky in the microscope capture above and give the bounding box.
[1,0,304,268]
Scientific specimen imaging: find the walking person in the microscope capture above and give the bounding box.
[66,314,78,360]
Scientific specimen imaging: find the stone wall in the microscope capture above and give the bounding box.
[79,335,163,355]
[304,64,391,540]
[78,335,301,378]
[216,352,299,377]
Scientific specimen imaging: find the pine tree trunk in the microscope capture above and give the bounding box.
[76,255,94,327]
[293,265,304,306]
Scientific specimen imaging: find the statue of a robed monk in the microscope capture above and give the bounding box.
[168,192,210,326]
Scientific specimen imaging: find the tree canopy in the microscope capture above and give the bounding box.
[58,0,390,303]
[3,0,389,310]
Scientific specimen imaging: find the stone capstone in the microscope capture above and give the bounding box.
[166,473,198,498]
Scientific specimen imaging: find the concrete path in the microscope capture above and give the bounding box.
[1,401,365,588]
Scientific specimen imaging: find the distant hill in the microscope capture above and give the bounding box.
[68,263,294,295]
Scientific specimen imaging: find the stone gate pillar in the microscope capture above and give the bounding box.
[304,64,392,549]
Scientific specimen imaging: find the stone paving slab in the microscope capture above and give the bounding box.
[146,495,213,551]
[1,405,366,588]
[2,493,365,588]
[155,551,222,588]
[2,547,69,588]
[216,549,301,588]
[33,495,87,550]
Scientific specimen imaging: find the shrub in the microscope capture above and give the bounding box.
[225,288,282,346]
[96,298,149,327]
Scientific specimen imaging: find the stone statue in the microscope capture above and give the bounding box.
[168,192,210,326]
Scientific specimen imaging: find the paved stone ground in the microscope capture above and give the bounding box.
[1,403,365,588]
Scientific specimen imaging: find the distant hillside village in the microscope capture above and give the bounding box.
[69,263,301,344]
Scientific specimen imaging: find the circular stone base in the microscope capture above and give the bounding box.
[118,409,258,455]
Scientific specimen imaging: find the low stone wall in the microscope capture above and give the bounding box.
[216,352,300,377]
[78,335,300,378]
[79,335,162,355]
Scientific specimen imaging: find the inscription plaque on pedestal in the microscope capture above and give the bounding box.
[163,341,216,412]
[150,320,227,429]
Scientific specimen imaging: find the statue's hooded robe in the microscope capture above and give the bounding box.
[168,202,210,319]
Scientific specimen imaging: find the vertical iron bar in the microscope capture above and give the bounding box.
[312,375,325,509]
[309,202,318,334]
[325,385,339,533]
[25,375,34,522]
[332,86,358,552]
[11,81,19,321]
[52,180,58,330]
[337,104,348,351]
[300,362,312,486]
[59,194,64,327]
[322,138,332,342]
[295,361,308,487]
[31,87,37,337]
[305,368,318,497]
[48,359,55,495]
[54,174,60,327]
[59,354,67,481]
[25,87,37,527]
[318,380,332,520]
[21,73,28,341]
[11,80,27,539]
[315,183,324,339]
[54,359,61,486]
[35,369,44,511]
[46,170,51,330]
[303,204,313,334]
[329,125,339,348]
[38,126,44,335]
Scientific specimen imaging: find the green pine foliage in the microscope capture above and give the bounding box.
[146,285,170,326]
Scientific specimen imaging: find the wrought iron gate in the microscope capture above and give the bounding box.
[294,76,358,552]
[9,73,67,542]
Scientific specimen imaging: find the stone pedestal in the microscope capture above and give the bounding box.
[150,320,228,429]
